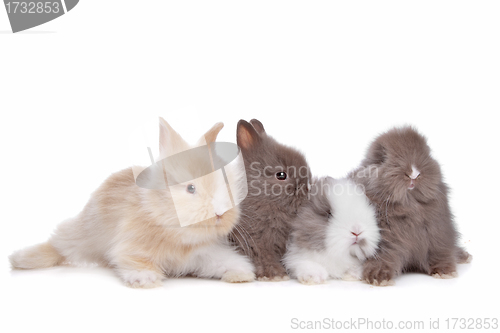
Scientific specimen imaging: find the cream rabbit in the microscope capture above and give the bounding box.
[10,118,255,288]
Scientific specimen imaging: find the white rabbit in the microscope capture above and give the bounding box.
[283,177,380,285]
[9,118,255,288]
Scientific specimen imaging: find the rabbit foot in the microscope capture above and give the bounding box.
[342,273,361,281]
[432,271,458,279]
[256,274,290,282]
[297,274,327,285]
[363,261,395,286]
[255,264,289,281]
[121,270,164,288]
[295,264,328,285]
[370,279,395,287]
[458,253,473,264]
[221,270,256,283]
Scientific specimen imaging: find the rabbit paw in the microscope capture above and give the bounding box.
[430,261,458,279]
[342,273,362,281]
[221,270,256,283]
[297,273,328,285]
[295,265,328,285]
[343,265,363,281]
[456,247,473,264]
[255,264,289,282]
[121,270,164,288]
[432,271,458,279]
[371,279,395,286]
[363,261,395,287]
[257,275,290,282]
[458,253,473,264]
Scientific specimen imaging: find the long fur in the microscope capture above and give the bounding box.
[229,119,311,281]
[350,126,472,286]
[9,118,255,288]
[284,177,380,284]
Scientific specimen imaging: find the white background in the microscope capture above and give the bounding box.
[1,1,499,332]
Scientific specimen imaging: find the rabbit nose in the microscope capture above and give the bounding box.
[351,232,361,237]
[214,213,223,225]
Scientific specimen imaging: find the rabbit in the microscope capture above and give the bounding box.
[283,177,381,285]
[9,117,255,288]
[229,119,311,281]
[350,126,472,286]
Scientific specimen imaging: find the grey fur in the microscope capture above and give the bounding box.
[350,126,472,285]
[229,119,311,280]
[288,177,333,252]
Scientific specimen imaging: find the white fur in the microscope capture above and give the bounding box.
[211,174,233,217]
[410,165,420,179]
[119,270,164,288]
[284,178,380,285]
[176,240,255,282]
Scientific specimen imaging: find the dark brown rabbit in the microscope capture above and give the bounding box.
[230,119,311,281]
[350,126,472,286]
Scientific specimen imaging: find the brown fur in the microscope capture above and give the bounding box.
[229,119,311,280]
[350,126,472,285]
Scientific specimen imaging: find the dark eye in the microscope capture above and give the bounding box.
[186,184,196,194]
[275,172,287,181]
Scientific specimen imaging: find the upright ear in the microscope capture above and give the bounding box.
[197,122,224,146]
[237,120,262,151]
[364,141,387,165]
[159,117,190,158]
[249,119,266,135]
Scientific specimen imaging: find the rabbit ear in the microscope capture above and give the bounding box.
[237,120,262,150]
[197,122,224,146]
[249,119,266,135]
[159,117,190,158]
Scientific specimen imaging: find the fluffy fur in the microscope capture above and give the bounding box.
[284,177,380,284]
[350,126,472,286]
[9,118,255,288]
[229,119,311,281]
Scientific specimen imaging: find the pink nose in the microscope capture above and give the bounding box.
[351,232,361,237]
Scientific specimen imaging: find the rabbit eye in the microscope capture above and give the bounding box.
[186,184,196,194]
[275,172,287,181]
